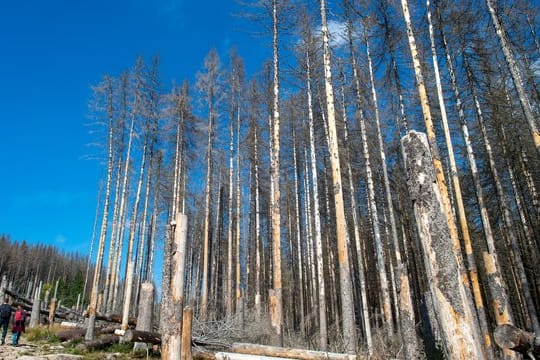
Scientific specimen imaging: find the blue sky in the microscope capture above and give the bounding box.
[0,0,267,254]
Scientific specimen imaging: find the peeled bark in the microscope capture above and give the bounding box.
[269,0,283,344]
[402,131,484,359]
[161,213,188,359]
[319,0,357,352]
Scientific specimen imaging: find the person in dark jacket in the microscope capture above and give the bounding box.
[0,298,11,345]
[11,305,26,346]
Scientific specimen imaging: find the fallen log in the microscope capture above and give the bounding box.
[494,324,540,357]
[83,311,137,326]
[193,350,217,360]
[230,343,358,360]
[75,335,119,351]
[60,321,82,328]
[58,326,117,341]
[124,329,161,345]
[216,353,290,360]
[57,328,88,341]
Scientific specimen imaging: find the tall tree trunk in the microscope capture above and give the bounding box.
[346,15,393,336]
[121,116,150,330]
[426,0,492,354]
[338,66,372,354]
[399,0,485,354]
[485,0,540,156]
[402,131,484,359]
[269,0,283,344]
[304,37,327,349]
[463,53,540,333]
[437,5,516,354]
[86,77,116,341]
[319,0,357,353]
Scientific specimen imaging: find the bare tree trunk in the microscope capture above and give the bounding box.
[437,9,516,346]
[121,116,150,330]
[86,77,116,340]
[320,0,357,352]
[485,0,540,156]
[83,182,101,310]
[226,76,235,318]
[399,0,484,354]
[402,131,484,359]
[199,51,220,320]
[346,16,393,337]
[464,53,540,334]
[426,1,492,354]
[301,27,328,349]
[337,63,372,354]
[161,213,188,359]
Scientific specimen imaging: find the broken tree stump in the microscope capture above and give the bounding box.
[29,287,41,328]
[133,281,154,351]
[161,213,188,360]
[401,131,484,359]
[494,324,540,357]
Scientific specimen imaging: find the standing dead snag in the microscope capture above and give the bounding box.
[161,213,188,359]
[134,281,154,351]
[402,131,484,359]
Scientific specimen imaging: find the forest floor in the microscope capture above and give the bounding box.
[0,338,155,360]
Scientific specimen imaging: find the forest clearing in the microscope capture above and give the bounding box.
[1,0,540,358]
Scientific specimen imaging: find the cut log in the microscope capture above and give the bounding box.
[76,335,119,351]
[494,324,540,356]
[124,329,161,345]
[230,343,357,360]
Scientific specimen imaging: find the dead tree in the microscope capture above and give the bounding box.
[161,213,188,359]
[402,130,484,359]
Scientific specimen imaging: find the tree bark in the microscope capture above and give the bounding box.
[161,213,188,359]
[402,130,484,359]
[319,0,357,353]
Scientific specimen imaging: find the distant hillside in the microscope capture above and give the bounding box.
[0,234,90,308]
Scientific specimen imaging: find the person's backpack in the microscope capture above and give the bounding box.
[0,305,10,319]
[14,310,22,321]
